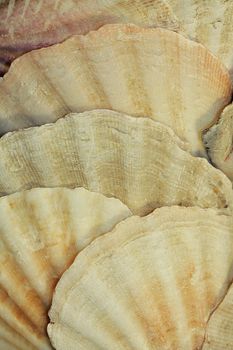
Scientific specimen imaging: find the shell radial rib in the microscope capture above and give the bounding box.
[0,110,232,215]
[204,104,233,182]
[0,24,231,156]
[0,187,131,349]
[48,206,233,350]
[0,0,179,76]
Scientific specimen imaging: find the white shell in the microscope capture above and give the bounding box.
[167,0,233,80]
[0,24,231,155]
[204,104,233,182]
[203,282,233,349]
[0,187,131,349]
[0,110,233,215]
[48,206,233,350]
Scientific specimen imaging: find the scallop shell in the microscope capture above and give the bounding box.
[1,109,233,215]
[203,282,233,349]
[48,206,233,350]
[167,0,233,80]
[0,0,179,76]
[204,104,233,182]
[0,24,231,155]
[0,186,131,349]
[0,317,35,350]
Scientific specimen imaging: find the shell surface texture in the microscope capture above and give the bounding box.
[203,280,233,349]
[0,0,179,76]
[1,2,233,349]
[204,104,233,183]
[48,206,233,350]
[167,0,233,81]
[0,23,231,157]
[0,186,132,349]
[0,110,233,215]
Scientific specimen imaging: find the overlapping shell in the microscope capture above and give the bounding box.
[203,282,233,349]
[0,24,231,156]
[3,0,233,82]
[167,0,233,80]
[0,0,180,76]
[1,110,233,215]
[0,186,131,349]
[48,206,233,350]
[204,104,233,182]
[0,3,233,349]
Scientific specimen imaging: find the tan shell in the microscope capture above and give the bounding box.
[204,104,233,182]
[0,24,231,155]
[48,206,233,350]
[1,109,233,215]
[0,0,179,76]
[0,317,35,350]
[167,0,233,80]
[203,282,233,349]
[0,186,131,349]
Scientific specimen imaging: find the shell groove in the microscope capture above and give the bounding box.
[0,23,231,156]
[48,206,233,350]
[203,282,233,349]
[0,110,233,215]
[0,0,179,76]
[167,0,233,80]
[0,186,131,349]
[204,104,233,182]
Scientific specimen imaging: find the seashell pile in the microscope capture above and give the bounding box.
[1,1,233,349]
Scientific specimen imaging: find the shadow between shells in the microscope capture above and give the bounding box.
[1,5,233,349]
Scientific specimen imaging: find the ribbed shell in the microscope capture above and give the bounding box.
[48,206,233,350]
[0,24,231,156]
[0,317,36,350]
[204,104,233,182]
[1,110,233,215]
[203,283,233,349]
[167,0,233,80]
[0,0,179,76]
[0,187,131,350]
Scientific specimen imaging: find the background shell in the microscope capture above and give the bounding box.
[0,186,131,349]
[0,0,180,76]
[203,282,233,349]
[48,206,233,350]
[0,109,233,215]
[167,0,233,80]
[0,23,231,156]
[204,104,233,182]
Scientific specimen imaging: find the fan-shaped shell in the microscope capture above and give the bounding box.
[48,206,233,350]
[0,24,231,155]
[204,104,233,182]
[0,0,179,76]
[167,0,233,80]
[203,282,233,349]
[0,186,131,349]
[1,109,233,215]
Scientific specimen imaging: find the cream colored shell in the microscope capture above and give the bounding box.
[167,0,233,80]
[48,206,233,350]
[204,104,233,182]
[0,0,180,76]
[0,24,231,155]
[203,282,233,349]
[1,110,233,215]
[0,187,131,350]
